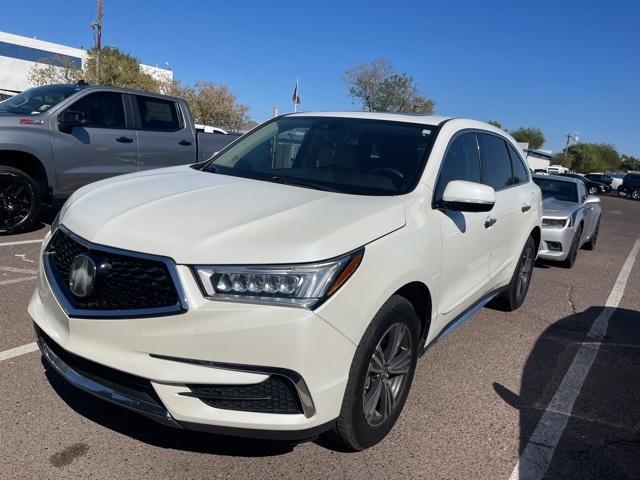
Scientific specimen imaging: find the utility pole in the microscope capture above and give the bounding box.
[91,0,104,82]
[563,132,573,155]
[95,0,103,50]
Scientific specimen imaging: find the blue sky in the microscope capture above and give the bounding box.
[2,0,638,156]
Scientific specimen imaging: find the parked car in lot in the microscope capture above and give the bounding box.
[30,113,542,450]
[560,172,612,195]
[533,175,602,268]
[584,172,614,186]
[0,83,239,234]
[609,173,624,191]
[617,172,640,200]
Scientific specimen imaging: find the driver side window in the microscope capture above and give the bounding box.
[434,133,481,204]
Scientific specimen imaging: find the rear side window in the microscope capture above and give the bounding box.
[68,92,125,129]
[135,95,181,131]
[434,132,481,203]
[478,133,513,190]
[508,144,529,184]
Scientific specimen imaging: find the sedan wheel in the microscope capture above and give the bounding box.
[589,186,599,195]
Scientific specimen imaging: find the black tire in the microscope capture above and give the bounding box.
[495,236,536,311]
[588,186,599,195]
[0,166,42,235]
[582,219,599,251]
[562,224,583,268]
[331,295,420,451]
[632,189,640,201]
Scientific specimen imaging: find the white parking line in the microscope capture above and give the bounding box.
[0,342,38,362]
[509,236,640,480]
[0,238,45,247]
[0,266,39,275]
[0,276,37,286]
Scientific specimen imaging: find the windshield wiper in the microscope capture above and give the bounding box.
[269,176,341,193]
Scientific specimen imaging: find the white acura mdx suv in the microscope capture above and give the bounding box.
[30,113,542,450]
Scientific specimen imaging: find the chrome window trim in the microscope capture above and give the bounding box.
[44,225,188,319]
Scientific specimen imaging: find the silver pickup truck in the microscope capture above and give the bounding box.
[0,83,239,233]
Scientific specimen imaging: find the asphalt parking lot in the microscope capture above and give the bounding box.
[1,196,639,480]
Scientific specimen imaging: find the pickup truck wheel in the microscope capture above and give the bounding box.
[0,166,41,235]
[495,236,535,311]
[330,295,419,451]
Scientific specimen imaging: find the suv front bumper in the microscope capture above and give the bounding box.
[29,249,357,437]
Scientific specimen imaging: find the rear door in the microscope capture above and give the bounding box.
[51,91,138,195]
[133,94,196,170]
[478,133,531,283]
[434,132,494,317]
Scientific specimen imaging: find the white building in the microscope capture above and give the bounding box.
[0,30,172,100]
[517,142,553,172]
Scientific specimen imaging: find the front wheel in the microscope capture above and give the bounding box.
[583,220,600,251]
[331,296,419,451]
[589,186,599,195]
[632,190,640,201]
[562,224,583,268]
[0,166,42,235]
[495,235,536,311]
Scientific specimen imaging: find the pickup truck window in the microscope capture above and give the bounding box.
[68,92,126,129]
[205,116,437,195]
[0,85,78,115]
[135,95,181,131]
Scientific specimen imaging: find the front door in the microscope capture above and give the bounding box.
[434,132,494,319]
[51,91,138,195]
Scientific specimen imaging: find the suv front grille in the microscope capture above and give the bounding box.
[44,227,186,318]
[185,377,304,415]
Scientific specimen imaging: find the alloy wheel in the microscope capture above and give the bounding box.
[516,245,534,299]
[363,322,413,427]
[0,175,34,232]
[633,190,640,200]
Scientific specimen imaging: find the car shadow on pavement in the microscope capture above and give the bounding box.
[494,306,640,479]
[42,363,299,457]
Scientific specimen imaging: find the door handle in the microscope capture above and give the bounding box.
[116,136,134,143]
[178,140,192,146]
[484,216,497,228]
[521,204,531,213]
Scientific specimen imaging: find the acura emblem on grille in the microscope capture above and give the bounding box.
[68,254,97,298]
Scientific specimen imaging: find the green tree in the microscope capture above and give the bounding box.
[620,154,640,171]
[344,58,435,114]
[28,56,84,85]
[174,81,250,130]
[510,127,545,149]
[553,152,574,168]
[566,143,620,173]
[487,120,502,129]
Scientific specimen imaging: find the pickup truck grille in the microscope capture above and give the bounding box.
[44,227,186,318]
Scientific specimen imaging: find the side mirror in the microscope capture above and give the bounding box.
[584,195,601,205]
[440,180,496,212]
[58,110,87,131]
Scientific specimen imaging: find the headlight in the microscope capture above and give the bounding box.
[542,217,568,228]
[193,248,364,309]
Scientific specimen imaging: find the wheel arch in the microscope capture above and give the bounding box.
[393,281,432,349]
[0,150,49,200]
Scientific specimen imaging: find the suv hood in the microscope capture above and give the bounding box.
[60,166,406,264]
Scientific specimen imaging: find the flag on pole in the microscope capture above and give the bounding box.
[292,80,301,107]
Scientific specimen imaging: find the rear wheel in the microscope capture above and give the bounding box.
[0,166,41,235]
[562,224,583,268]
[331,296,419,451]
[588,186,599,195]
[495,236,535,311]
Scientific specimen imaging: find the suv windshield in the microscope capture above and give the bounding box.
[0,85,80,115]
[533,177,578,203]
[203,116,438,195]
